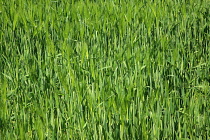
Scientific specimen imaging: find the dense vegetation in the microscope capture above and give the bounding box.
[0,0,209,139]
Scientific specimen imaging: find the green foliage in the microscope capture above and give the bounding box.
[0,0,209,139]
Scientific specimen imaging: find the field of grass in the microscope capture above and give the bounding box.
[0,0,209,139]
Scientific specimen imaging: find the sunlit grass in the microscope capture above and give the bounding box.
[0,0,209,139]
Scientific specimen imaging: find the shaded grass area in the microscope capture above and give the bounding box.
[0,0,209,139]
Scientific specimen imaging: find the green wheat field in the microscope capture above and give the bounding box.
[0,0,209,139]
